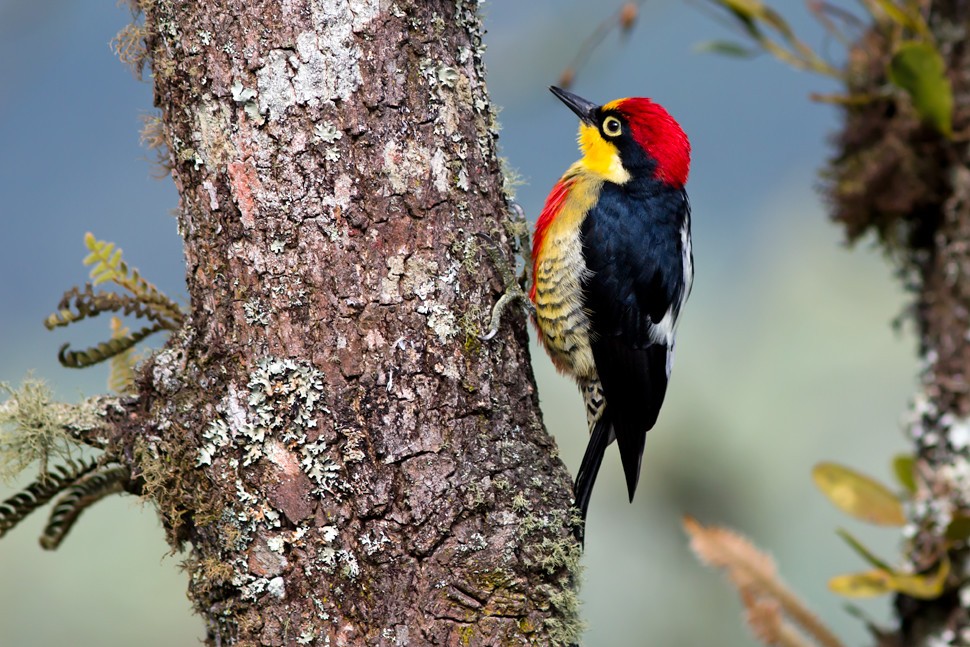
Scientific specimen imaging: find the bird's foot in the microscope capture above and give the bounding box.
[478,275,531,341]
[476,206,534,341]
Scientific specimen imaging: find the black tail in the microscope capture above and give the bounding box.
[573,408,613,544]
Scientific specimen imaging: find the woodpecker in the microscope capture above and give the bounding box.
[533,86,693,528]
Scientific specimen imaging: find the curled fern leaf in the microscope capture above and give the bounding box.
[40,465,128,550]
[0,459,99,539]
[135,289,185,325]
[58,323,166,369]
[47,234,186,370]
[45,284,181,331]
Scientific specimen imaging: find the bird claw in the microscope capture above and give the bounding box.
[476,211,533,341]
[478,284,529,341]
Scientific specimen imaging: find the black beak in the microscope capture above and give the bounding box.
[550,86,598,125]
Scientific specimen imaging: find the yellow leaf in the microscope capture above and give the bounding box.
[829,557,949,600]
[887,556,949,599]
[890,555,950,600]
[870,0,930,37]
[720,0,765,17]
[829,570,893,597]
[812,462,905,526]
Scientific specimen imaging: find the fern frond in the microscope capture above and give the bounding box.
[40,466,127,550]
[0,459,99,539]
[133,288,185,325]
[58,323,165,369]
[45,284,181,331]
[107,317,137,394]
[82,233,184,324]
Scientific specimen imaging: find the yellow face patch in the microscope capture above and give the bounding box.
[577,123,630,185]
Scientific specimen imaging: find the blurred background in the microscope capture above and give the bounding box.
[0,1,915,645]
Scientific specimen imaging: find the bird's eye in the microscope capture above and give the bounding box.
[602,116,622,137]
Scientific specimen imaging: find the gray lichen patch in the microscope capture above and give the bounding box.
[194,99,234,171]
[230,81,265,125]
[151,345,188,396]
[256,0,379,121]
[421,303,459,344]
[198,357,331,468]
[400,256,440,300]
[293,28,359,104]
[382,140,434,195]
[254,49,296,121]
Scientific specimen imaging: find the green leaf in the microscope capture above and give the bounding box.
[869,0,930,37]
[892,454,917,494]
[836,528,893,571]
[760,6,796,42]
[945,514,970,542]
[694,40,758,58]
[812,462,906,526]
[888,41,953,137]
[715,0,764,38]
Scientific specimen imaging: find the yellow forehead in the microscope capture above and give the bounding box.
[602,97,628,112]
[577,123,630,185]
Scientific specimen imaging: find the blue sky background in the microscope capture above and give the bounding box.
[0,1,915,645]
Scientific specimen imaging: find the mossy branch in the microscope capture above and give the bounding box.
[699,1,953,137]
[1,378,126,548]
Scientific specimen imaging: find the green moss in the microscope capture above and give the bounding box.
[471,568,515,592]
[457,308,485,358]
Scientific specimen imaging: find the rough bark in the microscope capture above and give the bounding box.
[95,1,581,645]
[827,1,970,644]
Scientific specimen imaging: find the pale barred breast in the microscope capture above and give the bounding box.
[532,173,602,380]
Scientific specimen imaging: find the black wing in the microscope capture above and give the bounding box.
[580,183,689,501]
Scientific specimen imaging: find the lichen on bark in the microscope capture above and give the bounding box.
[99,0,584,644]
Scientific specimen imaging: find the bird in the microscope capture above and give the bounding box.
[531,86,693,532]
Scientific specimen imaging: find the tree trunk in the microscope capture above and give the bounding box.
[115,1,581,644]
[828,1,970,643]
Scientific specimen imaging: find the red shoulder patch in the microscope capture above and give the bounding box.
[530,178,572,301]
